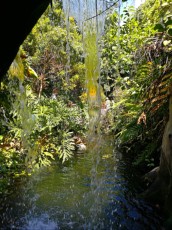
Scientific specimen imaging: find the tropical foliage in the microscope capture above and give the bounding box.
[101,0,172,170]
[0,0,88,193]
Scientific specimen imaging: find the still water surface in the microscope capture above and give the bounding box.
[0,135,163,229]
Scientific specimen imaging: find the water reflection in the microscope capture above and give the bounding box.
[0,135,163,229]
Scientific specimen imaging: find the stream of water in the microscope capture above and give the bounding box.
[0,135,163,229]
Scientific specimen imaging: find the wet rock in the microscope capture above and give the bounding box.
[73,136,87,153]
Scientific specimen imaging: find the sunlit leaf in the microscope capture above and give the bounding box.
[163,40,171,46]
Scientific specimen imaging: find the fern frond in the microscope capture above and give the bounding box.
[147,70,172,114]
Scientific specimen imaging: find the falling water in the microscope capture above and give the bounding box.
[62,0,71,84]
[8,50,37,170]
[62,0,108,134]
[63,2,112,223]
[63,0,116,224]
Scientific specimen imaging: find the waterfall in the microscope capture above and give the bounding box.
[62,0,119,225]
[62,0,107,135]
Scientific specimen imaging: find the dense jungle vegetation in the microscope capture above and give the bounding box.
[0,0,172,197]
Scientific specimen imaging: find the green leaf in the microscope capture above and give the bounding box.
[168,28,172,36]
[154,23,165,32]
[44,151,55,160]
[165,19,172,27]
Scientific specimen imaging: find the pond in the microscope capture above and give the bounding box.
[0,135,163,229]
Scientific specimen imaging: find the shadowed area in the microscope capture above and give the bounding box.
[0,0,51,80]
